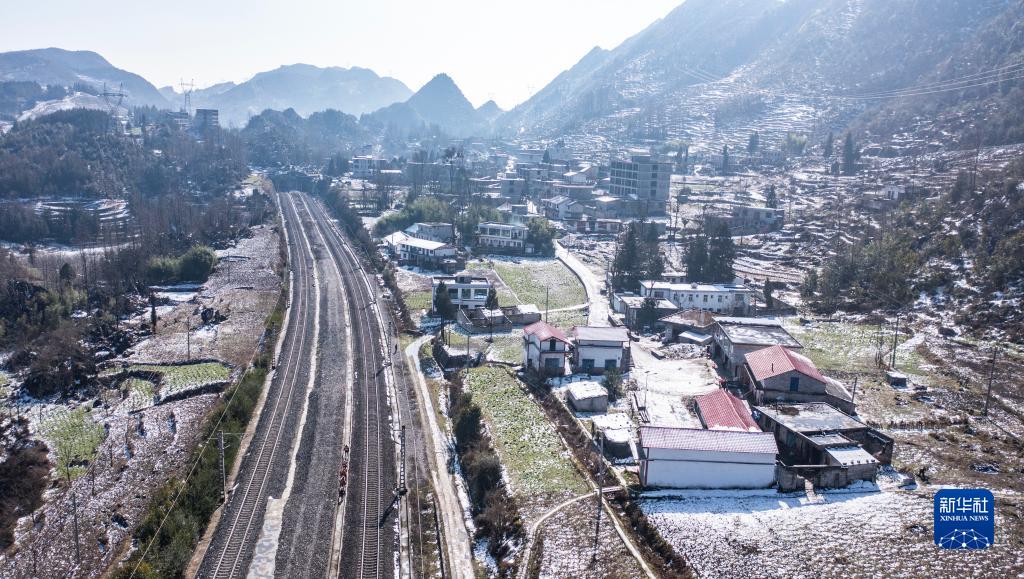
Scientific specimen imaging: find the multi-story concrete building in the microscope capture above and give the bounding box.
[476,221,529,254]
[638,281,757,315]
[193,109,219,132]
[571,326,630,374]
[522,320,571,375]
[405,222,455,244]
[352,156,387,179]
[432,272,492,310]
[609,153,671,211]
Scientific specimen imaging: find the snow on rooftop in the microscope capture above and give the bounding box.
[826,446,879,466]
[568,381,607,401]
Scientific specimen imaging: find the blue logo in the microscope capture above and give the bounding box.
[934,489,994,549]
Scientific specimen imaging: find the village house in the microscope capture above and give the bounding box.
[351,155,387,179]
[382,231,459,271]
[476,221,530,254]
[638,426,778,489]
[695,389,761,432]
[638,281,757,315]
[711,317,803,378]
[742,345,856,414]
[523,320,571,375]
[404,222,455,244]
[571,326,630,374]
[754,402,894,487]
[659,308,717,344]
[432,272,492,311]
[611,293,677,330]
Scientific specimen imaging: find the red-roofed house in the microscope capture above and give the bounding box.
[695,389,760,432]
[523,321,570,376]
[742,345,855,413]
[638,426,778,488]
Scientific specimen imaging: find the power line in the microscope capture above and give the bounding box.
[839,60,1024,98]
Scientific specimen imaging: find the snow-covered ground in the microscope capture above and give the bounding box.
[630,337,720,428]
[642,484,1023,578]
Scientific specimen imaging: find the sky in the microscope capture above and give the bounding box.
[1,0,681,109]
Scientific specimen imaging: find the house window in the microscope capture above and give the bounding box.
[786,431,796,447]
[789,377,799,391]
[581,359,595,371]
[544,357,561,369]
[703,295,708,302]
[548,339,557,352]
[604,359,618,370]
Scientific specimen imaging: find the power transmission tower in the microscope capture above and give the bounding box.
[179,78,195,116]
[984,348,998,416]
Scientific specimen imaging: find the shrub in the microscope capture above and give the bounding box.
[178,245,217,282]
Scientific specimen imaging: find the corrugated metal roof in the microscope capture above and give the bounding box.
[746,345,825,383]
[640,426,778,454]
[573,326,629,342]
[695,389,760,432]
[524,321,569,343]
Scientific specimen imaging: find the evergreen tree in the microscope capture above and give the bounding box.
[721,145,730,176]
[747,131,759,155]
[765,184,778,209]
[434,281,456,319]
[685,233,708,281]
[801,269,819,298]
[705,220,736,282]
[611,224,642,291]
[823,132,834,158]
[484,287,499,310]
[842,132,857,176]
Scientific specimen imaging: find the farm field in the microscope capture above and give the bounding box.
[116,361,231,400]
[641,485,1024,578]
[489,259,586,311]
[38,406,105,478]
[464,367,587,501]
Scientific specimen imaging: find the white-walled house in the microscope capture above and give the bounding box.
[638,426,778,489]
[571,326,630,374]
[523,320,570,375]
[638,281,757,315]
[477,221,530,254]
[432,273,492,310]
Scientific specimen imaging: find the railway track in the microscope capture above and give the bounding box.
[297,194,397,578]
[198,193,318,578]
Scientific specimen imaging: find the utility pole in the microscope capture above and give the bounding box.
[545,285,549,323]
[71,490,81,564]
[983,347,998,416]
[851,376,858,404]
[890,313,900,369]
[185,316,192,361]
[218,430,226,501]
[592,436,606,561]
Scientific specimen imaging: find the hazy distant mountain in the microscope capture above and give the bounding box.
[201,64,411,127]
[363,73,485,137]
[500,0,1024,149]
[476,100,503,122]
[0,48,169,107]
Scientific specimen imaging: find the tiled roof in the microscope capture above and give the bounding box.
[695,389,760,432]
[640,426,778,454]
[524,321,569,343]
[746,345,825,383]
